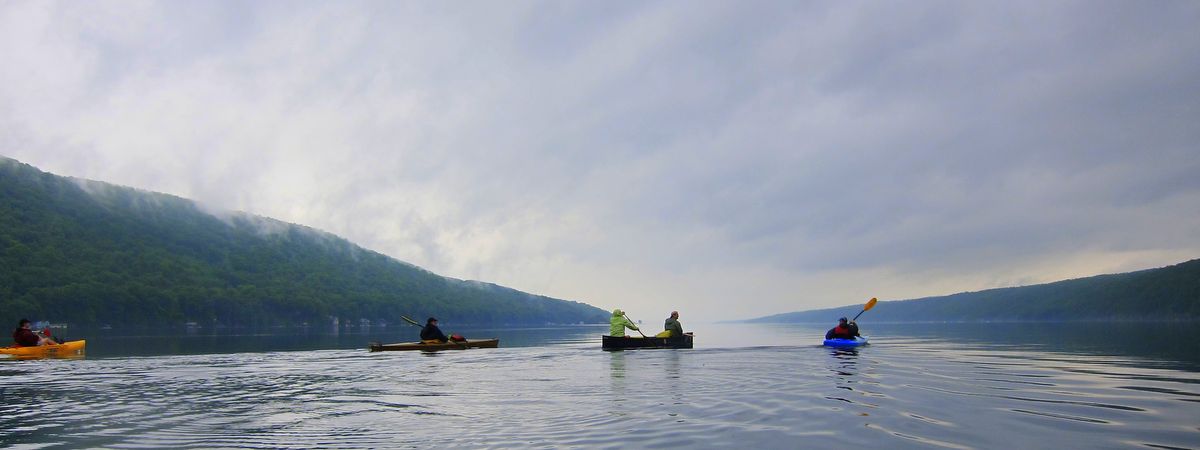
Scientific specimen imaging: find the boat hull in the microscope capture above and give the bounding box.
[602,333,693,350]
[0,340,86,360]
[369,339,499,352]
[823,336,868,347]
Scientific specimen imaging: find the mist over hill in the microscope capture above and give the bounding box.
[0,157,608,327]
[749,258,1200,323]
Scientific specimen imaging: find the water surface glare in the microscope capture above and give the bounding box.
[2,323,1198,449]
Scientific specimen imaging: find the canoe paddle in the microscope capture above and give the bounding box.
[622,313,647,338]
[851,297,878,321]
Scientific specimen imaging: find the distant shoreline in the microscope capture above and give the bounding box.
[730,318,1200,324]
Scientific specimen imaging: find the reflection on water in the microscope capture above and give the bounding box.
[1,323,1198,449]
[609,351,626,379]
[58,324,612,358]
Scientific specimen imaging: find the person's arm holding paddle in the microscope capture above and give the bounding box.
[609,309,643,337]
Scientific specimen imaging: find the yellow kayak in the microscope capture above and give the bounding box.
[0,340,86,360]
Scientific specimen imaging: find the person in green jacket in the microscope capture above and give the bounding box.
[610,309,640,337]
[663,311,683,337]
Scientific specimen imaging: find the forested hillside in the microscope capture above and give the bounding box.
[0,157,608,327]
[750,258,1200,323]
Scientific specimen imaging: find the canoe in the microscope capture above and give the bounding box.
[823,336,868,347]
[369,338,499,352]
[602,333,693,350]
[0,340,86,360]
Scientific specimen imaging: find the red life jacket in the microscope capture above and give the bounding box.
[831,325,853,338]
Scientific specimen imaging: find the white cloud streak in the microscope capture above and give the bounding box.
[3,0,1198,321]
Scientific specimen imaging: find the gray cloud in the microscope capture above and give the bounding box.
[2,0,1198,321]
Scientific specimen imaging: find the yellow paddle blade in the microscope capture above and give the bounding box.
[863,297,878,311]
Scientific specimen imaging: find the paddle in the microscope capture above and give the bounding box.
[622,313,647,338]
[400,315,422,327]
[851,297,878,321]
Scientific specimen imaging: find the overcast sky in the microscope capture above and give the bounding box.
[3,1,1198,322]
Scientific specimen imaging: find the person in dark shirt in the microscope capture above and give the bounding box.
[825,317,861,340]
[420,317,449,343]
[12,319,56,347]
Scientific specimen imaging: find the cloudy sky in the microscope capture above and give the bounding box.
[3,1,1198,322]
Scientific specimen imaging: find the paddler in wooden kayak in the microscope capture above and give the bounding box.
[420,317,467,344]
[610,309,640,337]
[420,317,449,343]
[12,319,59,347]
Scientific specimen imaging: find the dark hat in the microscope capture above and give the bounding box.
[838,317,848,322]
[427,317,438,324]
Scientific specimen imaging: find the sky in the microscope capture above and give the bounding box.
[2,1,1198,322]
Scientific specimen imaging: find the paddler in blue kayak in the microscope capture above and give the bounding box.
[825,317,861,340]
[610,309,640,337]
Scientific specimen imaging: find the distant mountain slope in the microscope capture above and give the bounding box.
[0,157,608,327]
[749,259,1200,323]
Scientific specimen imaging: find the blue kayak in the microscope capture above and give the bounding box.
[823,336,868,347]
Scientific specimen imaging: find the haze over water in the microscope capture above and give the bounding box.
[3,323,1198,449]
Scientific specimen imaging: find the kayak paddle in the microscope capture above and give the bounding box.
[400,315,422,327]
[851,297,878,321]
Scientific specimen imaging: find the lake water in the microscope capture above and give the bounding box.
[2,322,1198,449]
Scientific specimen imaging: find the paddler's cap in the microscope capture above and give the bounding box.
[613,309,623,316]
[427,317,438,324]
[838,317,848,323]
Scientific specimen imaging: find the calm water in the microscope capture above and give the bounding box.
[2,323,1198,449]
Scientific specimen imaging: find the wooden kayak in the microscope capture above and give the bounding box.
[369,338,499,352]
[0,340,86,360]
[602,333,693,350]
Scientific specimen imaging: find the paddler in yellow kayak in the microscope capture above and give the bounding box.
[11,319,59,347]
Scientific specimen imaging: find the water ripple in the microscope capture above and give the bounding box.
[2,337,1198,449]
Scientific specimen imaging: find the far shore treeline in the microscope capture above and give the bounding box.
[0,157,609,328]
[749,258,1200,323]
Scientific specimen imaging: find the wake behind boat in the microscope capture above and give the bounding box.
[369,338,499,352]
